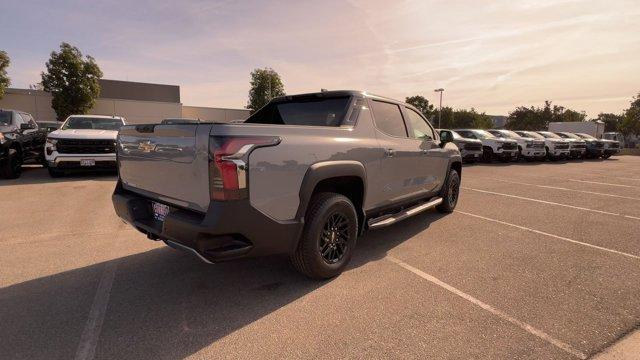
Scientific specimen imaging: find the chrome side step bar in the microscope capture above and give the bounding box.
[367,197,443,229]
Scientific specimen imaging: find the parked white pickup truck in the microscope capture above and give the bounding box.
[487,129,545,161]
[514,131,570,161]
[45,115,126,177]
[454,129,518,162]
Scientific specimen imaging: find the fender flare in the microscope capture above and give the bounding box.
[295,160,367,221]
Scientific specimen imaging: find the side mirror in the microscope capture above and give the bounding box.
[439,131,453,146]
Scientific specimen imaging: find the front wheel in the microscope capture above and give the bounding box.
[482,147,494,162]
[437,168,460,213]
[48,167,64,178]
[0,148,23,179]
[291,193,358,279]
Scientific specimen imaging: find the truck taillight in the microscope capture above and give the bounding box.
[209,136,280,201]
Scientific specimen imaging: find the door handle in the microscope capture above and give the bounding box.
[385,148,395,157]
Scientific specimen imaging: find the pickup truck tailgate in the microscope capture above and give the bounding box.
[117,124,213,212]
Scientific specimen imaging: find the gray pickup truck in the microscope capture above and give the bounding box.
[112,91,462,279]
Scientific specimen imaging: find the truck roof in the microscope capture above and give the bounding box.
[272,90,422,115]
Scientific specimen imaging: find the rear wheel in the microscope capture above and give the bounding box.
[0,148,22,179]
[437,168,460,213]
[291,193,358,279]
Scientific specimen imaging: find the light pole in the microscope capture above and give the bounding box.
[434,88,444,128]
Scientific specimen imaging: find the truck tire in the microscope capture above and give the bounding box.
[291,192,358,279]
[0,148,22,179]
[48,168,64,178]
[545,147,556,161]
[437,168,460,213]
[482,147,494,162]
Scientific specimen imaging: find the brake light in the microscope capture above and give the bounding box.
[209,136,280,201]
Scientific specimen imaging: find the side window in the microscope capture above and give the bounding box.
[405,108,435,141]
[22,113,37,128]
[371,100,408,138]
[13,112,25,126]
[490,131,503,138]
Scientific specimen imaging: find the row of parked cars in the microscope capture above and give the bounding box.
[438,128,620,163]
[0,108,125,178]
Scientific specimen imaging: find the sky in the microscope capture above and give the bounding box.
[1,0,639,117]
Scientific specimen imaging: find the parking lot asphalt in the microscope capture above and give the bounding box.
[1,157,639,359]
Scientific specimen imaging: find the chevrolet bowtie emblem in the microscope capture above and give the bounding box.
[138,141,157,153]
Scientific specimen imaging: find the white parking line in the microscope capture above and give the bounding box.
[74,261,118,360]
[462,187,628,218]
[486,178,640,201]
[455,210,640,260]
[567,179,640,189]
[387,256,587,359]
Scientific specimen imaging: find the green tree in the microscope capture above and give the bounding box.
[405,95,435,120]
[437,106,455,129]
[0,50,10,100]
[505,106,545,130]
[620,92,640,136]
[593,113,623,132]
[41,43,102,121]
[505,101,586,130]
[246,67,285,113]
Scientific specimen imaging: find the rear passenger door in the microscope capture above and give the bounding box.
[403,107,447,192]
[369,99,427,206]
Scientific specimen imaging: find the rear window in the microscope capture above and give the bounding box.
[245,96,351,126]
[371,100,407,137]
[0,110,11,125]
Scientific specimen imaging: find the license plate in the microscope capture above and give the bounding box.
[80,159,95,166]
[152,202,170,222]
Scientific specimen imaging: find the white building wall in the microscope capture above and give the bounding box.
[0,89,248,124]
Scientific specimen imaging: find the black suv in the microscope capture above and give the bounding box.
[0,109,47,179]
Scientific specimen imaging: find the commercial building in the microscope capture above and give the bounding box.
[0,79,249,124]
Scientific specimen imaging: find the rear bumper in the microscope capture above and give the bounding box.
[112,182,303,263]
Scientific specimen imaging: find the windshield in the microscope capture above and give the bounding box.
[472,130,496,139]
[538,131,561,139]
[521,131,545,140]
[449,130,463,140]
[62,117,124,130]
[602,133,617,140]
[245,96,351,126]
[0,110,11,125]
[557,132,580,139]
[576,133,596,140]
[498,130,521,139]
